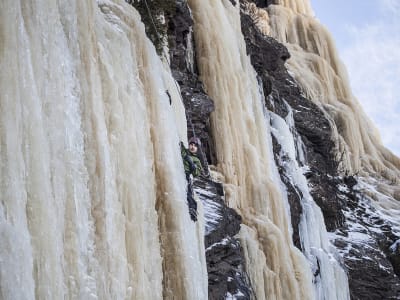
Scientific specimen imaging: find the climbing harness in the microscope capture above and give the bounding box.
[181,142,200,222]
[186,178,198,222]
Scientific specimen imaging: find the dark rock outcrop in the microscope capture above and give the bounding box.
[240,10,345,241]
[240,3,400,299]
[168,1,216,165]
[136,0,400,299]
[194,177,252,299]
[334,179,400,299]
[168,2,253,298]
[271,134,303,249]
[252,0,275,8]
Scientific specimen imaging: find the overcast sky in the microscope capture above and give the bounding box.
[310,0,400,157]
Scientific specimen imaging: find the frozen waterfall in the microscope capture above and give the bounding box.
[1,0,399,299]
[0,0,207,299]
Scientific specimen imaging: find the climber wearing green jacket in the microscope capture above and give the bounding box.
[181,137,203,178]
[180,137,203,221]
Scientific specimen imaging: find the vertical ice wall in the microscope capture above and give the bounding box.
[257,0,400,240]
[0,0,207,299]
[270,107,350,299]
[263,0,400,180]
[188,0,314,298]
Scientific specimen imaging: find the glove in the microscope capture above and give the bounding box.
[189,160,196,173]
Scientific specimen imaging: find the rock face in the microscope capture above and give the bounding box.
[168,1,254,298]
[334,178,400,299]
[194,177,252,299]
[168,1,215,165]
[134,0,400,299]
[240,10,345,248]
[240,3,400,299]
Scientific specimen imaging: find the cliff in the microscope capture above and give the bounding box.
[0,0,399,299]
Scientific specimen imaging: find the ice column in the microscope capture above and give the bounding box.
[188,0,314,298]
[270,105,350,300]
[0,0,207,299]
[264,1,400,179]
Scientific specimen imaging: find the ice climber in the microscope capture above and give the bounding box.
[180,137,203,221]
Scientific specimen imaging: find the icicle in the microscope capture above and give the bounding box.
[270,110,350,300]
[0,0,207,299]
[188,0,314,298]
[264,0,400,180]
[185,27,195,74]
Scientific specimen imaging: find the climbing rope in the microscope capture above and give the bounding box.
[141,0,197,140]
[138,0,210,177]
[187,99,196,138]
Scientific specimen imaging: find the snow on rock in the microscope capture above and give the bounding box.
[329,175,400,298]
[192,175,252,299]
